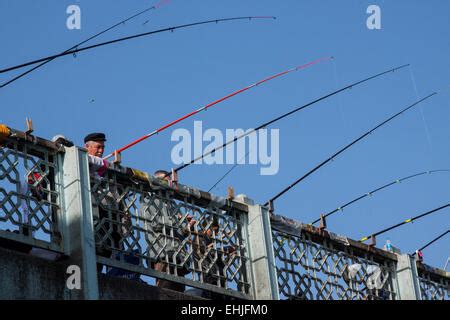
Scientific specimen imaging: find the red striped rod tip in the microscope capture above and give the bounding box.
[293,57,333,71]
[154,0,171,9]
[104,57,325,159]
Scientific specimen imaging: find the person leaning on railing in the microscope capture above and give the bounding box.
[142,170,196,292]
[186,217,236,300]
[25,135,74,243]
[84,133,141,280]
[3,135,73,257]
[85,134,124,265]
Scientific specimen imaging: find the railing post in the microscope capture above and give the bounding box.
[238,195,279,300]
[395,253,422,300]
[60,146,99,300]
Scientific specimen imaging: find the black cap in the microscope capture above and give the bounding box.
[84,132,106,143]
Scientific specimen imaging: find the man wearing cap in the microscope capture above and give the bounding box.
[84,133,108,178]
[85,133,141,281]
[84,133,120,268]
[84,132,106,157]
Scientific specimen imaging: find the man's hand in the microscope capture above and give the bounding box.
[179,213,197,227]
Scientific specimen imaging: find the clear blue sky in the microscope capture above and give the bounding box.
[1,0,449,269]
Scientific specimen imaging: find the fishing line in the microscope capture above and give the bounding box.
[409,66,434,154]
[332,58,349,138]
[207,149,252,193]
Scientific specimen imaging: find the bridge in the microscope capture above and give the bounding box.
[0,125,448,300]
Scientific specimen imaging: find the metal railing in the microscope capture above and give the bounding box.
[417,263,449,300]
[0,126,449,300]
[90,164,251,299]
[270,215,397,300]
[0,132,63,252]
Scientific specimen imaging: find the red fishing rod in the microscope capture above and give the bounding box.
[169,64,409,177]
[0,16,275,75]
[103,57,332,160]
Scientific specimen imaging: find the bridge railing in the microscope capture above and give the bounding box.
[0,128,253,299]
[0,129,64,253]
[0,126,448,300]
[270,214,397,300]
[90,163,252,299]
[417,262,449,300]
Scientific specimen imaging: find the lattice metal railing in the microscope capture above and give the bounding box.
[418,268,449,300]
[0,138,62,252]
[90,168,251,299]
[272,228,397,300]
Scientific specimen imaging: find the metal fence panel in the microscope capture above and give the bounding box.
[272,229,397,300]
[418,268,449,300]
[0,139,62,252]
[90,169,251,299]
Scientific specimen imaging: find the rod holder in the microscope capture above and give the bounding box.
[318,214,327,232]
[415,250,423,262]
[170,168,178,188]
[369,235,377,249]
[25,118,33,135]
[227,186,235,200]
[268,200,275,214]
[113,151,122,165]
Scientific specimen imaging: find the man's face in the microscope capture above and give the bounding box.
[155,172,170,182]
[85,141,105,157]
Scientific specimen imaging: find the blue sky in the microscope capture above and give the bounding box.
[1,0,449,269]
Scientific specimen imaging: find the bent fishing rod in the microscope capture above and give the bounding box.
[0,0,171,89]
[0,16,275,75]
[103,57,332,160]
[168,64,410,178]
[411,229,449,255]
[311,169,450,225]
[264,92,438,210]
[359,203,450,242]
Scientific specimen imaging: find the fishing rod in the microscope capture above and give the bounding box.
[265,92,438,209]
[0,16,275,75]
[103,57,332,160]
[207,150,252,192]
[0,0,171,89]
[411,229,449,255]
[311,169,450,225]
[359,204,449,242]
[169,64,410,177]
